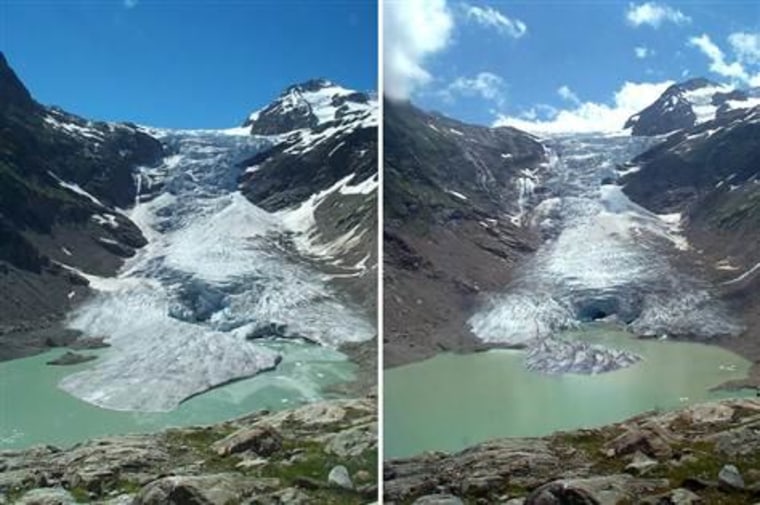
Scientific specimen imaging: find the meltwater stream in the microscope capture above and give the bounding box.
[56,129,373,412]
[470,133,742,371]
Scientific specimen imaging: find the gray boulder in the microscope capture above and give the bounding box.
[327,465,354,490]
[717,464,745,491]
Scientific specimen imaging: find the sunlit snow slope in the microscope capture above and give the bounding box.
[59,129,374,412]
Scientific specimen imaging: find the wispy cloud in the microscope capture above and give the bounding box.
[728,32,760,65]
[384,0,454,100]
[688,33,760,85]
[462,3,527,38]
[557,85,580,105]
[626,2,690,28]
[442,72,507,106]
[494,81,673,134]
[124,0,139,8]
[634,46,653,59]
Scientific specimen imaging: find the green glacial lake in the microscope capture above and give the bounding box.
[384,327,754,459]
[0,342,355,449]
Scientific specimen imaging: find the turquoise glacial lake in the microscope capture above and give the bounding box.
[384,327,754,459]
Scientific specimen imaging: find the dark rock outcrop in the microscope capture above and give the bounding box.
[45,351,96,366]
[383,99,545,367]
[0,52,163,359]
[624,80,706,136]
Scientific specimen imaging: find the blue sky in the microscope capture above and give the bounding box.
[1,0,377,128]
[384,1,760,132]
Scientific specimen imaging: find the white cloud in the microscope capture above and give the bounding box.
[384,0,454,101]
[626,2,690,28]
[520,104,558,121]
[494,80,673,134]
[462,3,527,38]
[688,34,752,82]
[557,85,580,105]
[728,32,760,64]
[123,0,138,8]
[444,72,507,105]
[634,46,652,59]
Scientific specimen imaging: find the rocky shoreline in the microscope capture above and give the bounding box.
[0,396,378,504]
[384,398,760,504]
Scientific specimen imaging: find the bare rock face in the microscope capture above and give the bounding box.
[134,473,275,505]
[383,99,546,367]
[525,475,670,505]
[606,424,678,460]
[14,487,76,505]
[384,398,760,504]
[0,52,163,359]
[211,425,283,457]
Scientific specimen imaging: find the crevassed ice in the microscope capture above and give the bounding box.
[470,134,742,346]
[60,130,374,412]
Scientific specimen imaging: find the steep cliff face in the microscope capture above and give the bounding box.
[0,53,163,355]
[383,100,546,367]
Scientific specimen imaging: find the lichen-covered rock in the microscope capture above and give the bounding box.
[211,425,283,457]
[412,494,465,505]
[0,397,376,505]
[324,422,377,458]
[134,473,264,505]
[15,487,76,505]
[385,399,760,504]
[717,464,745,492]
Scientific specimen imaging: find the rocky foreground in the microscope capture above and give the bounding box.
[0,396,377,504]
[385,398,760,504]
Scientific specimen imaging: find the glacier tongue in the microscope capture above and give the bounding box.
[469,134,742,368]
[59,129,374,412]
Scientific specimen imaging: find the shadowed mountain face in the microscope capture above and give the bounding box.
[622,104,760,370]
[383,100,546,367]
[0,52,164,355]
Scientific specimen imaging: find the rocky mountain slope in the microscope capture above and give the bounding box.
[383,100,546,367]
[0,395,377,504]
[621,104,760,383]
[0,52,164,359]
[239,79,378,314]
[624,77,760,136]
[385,398,760,504]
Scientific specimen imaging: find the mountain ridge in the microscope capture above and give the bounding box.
[624,77,760,136]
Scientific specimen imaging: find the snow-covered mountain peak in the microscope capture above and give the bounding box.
[625,77,760,136]
[243,79,375,136]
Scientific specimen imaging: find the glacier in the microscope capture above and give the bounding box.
[469,133,742,372]
[59,128,374,412]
